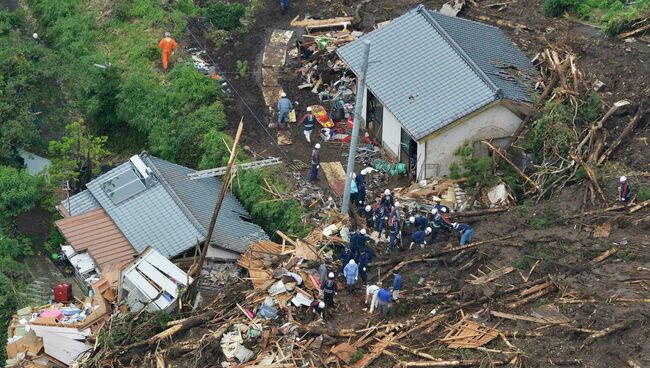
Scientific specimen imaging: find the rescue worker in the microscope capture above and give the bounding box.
[349,230,361,262]
[618,176,632,204]
[321,272,337,307]
[389,202,401,225]
[410,227,431,249]
[432,196,450,214]
[377,287,392,319]
[350,173,359,205]
[430,208,452,241]
[388,211,401,251]
[310,143,320,181]
[364,205,374,229]
[277,92,292,128]
[343,259,359,293]
[279,0,289,14]
[298,106,317,142]
[340,247,352,274]
[356,168,368,206]
[358,248,370,283]
[373,204,388,239]
[392,273,402,301]
[409,215,428,231]
[311,300,326,322]
[453,223,473,246]
[380,189,394,209]
[365,284,380,314]
[158,32,177,70]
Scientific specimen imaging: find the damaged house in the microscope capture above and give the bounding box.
[55,153,268,283]
[337,5,536,178]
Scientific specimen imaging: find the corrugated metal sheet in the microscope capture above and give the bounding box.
[86,161,204,258]
[336,5,534,141]
[55,208,136,270]
[147,156,268,254]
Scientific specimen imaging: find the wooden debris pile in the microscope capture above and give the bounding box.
[490,46,650,206]
[393,178,468,213]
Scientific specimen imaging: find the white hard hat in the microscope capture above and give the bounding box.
[432,196,441,202]
[315,143,321,149]
[452,223,459,229]
[32,33,38,40]
[349,259,356,265]
[431,208,438,215]
[394,202,400,207]
[360,228,367,235]
[307,106,313,112]
[164,31,171,37]
[440,207,448,214]
[425,227,432,234]
[353,172,356,178]
[328,272,334,278]
[281,92,287,97]
[384,189,391,195]
[620,176,627,182]
[365,205,372,212]
[409,216,415,223]
[319,301,325,308]
[361,168,369,175]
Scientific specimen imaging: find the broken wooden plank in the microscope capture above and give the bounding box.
[320,161,347,197]
[593,222,611,238]
[507,285,556,309]
[352,333,395,368]
[588,247,618,266]
[490,311,553,324]
[468,266,514,285]
[290,16,354,30]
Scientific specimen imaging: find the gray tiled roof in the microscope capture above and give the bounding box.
[61,154,267,259]
[63,190,100,216]
[336,5,535,141]
[145,156,268,254]
[86,161,204,258]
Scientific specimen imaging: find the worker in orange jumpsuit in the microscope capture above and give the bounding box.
[159,32,177,70]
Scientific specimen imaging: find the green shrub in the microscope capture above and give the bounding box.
[452,145,499,188]
[349,349,366,365]
[637,186,650,202]
[0,10,21,35]
[528,207,561,229]
[236,59,248,78]
[234,170,310,239]
[0,166,39,222]
[525,101,576,163]
[204,2,246,31]
[578,92,601,123]
[542,0,579,17]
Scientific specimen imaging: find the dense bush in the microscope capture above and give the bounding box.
[542,0,580,17]
[0,167,39,222]
[234,170,310,239]
[204,2,246,30]
[542,0,650,35]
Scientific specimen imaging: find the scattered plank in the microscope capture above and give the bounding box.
[593,222,611,238]
[401,360,508,367]
[507,285,556,309]
[629,198,650,213]
[320,161,347,197]
[617,22,650,40]
[583,320,635,345]
[587,247,618,267]
[443,318,499,348]
[468,266,515,285]
[490,311,554,324]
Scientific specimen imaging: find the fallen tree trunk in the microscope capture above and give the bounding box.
[617,21,650,40]
[400,359,509,367]
[629,198,650,213]
[483,141,539,191]
[583,320,635,345]
[598,97,649,165]
[448,207,508,218]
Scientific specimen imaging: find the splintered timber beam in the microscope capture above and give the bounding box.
[482,141,539,191]
[399,360,509,367]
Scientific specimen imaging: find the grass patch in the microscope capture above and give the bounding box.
[541,0,650,35]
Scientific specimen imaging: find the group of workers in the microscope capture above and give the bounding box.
[307,183,476,322]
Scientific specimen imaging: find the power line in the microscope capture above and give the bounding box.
[185,19,293,164]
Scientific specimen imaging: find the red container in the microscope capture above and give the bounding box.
[53,283,72,303]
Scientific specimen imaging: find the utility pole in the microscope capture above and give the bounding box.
[342,41,371,215]
[186,118,243,288]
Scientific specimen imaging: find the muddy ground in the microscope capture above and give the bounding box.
[168,0,650,366]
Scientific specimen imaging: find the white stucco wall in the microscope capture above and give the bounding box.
[420,104,523,178]
[381,107,402,159]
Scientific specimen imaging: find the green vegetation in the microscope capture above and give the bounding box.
[349,348,367,365]
[48,120,111,193]
[236,59,249,78]
[0,167,39,222]
[204,2,247,31]
[234,170,311,239]
[541,0,650,35]
[636,185,650,202]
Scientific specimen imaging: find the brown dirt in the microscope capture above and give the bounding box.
[166,1,650,366]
